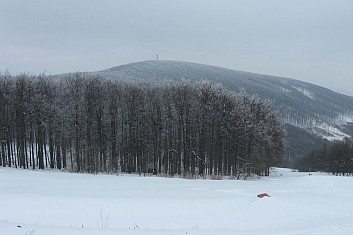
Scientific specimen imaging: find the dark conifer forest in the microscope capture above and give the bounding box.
[294,137,353,175]
[0,73,283,177]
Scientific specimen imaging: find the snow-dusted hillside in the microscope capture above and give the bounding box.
[98,60,353,135]
[53,60,353,157]
[1,168,353,235]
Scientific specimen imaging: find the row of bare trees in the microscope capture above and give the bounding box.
[0,73,283,177]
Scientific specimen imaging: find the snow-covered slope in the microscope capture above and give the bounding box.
[54,60,353,157]
[96,60,353,135]
[1,168,353,235]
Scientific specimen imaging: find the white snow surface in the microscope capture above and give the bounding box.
[1,168,353,235]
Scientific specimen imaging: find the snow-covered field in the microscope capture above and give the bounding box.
[1,168,353,235]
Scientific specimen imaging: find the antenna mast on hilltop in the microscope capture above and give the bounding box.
[156,54,159,61]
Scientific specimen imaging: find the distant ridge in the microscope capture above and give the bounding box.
[55,60,353,158]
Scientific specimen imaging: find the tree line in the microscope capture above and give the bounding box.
[0,72,283,177]
[293,137,353,175]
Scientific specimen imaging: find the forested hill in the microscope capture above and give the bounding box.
[78,60,353,158]
[0,75,283,176]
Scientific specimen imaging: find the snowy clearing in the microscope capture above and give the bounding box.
[1,168,353,235]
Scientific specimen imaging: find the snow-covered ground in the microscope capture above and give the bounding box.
[1,168,353,235]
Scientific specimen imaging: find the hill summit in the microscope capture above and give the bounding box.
[65,60,353,158]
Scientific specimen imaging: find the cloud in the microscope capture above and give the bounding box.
[1,0,352,95]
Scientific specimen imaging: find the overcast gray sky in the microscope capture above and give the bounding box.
[1,0,352,95]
